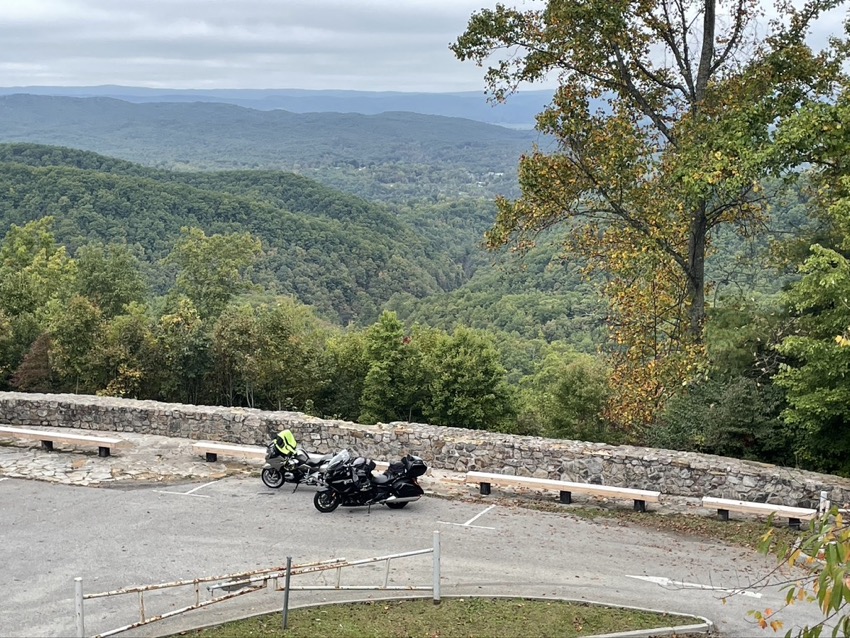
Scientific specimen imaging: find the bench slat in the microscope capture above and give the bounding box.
[702,496,817,520]
[0,425,121,445]
[0,425,122,456]
[465,471,661,502]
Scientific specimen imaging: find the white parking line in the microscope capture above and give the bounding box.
[153,479,221,498]
[625,574,762,598]
[438,504,496,530]
[184,480,218,495]
[0,477,8,482]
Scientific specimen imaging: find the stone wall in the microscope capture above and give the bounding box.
[2,391,849,508]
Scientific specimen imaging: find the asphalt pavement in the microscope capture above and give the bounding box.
[0,431,834,637]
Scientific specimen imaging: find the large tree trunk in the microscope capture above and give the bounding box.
[686,207,708,341]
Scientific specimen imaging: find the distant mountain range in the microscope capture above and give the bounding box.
[0,93,552,200]
[0,85,555,128]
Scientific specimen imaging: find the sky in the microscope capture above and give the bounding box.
[0,0,511,92]
[0,0,844,93]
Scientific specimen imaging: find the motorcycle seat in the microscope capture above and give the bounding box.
[305,452,333,464]
[371,473,390,485]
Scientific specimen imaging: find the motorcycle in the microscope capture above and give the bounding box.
[261,442,334,491]
[313,449,427,513]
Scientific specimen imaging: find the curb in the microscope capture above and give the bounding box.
[143,593,714,638]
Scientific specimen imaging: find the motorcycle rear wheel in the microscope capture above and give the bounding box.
[313,490,341,513]
[261,468,285,489]
[386,501,408,509]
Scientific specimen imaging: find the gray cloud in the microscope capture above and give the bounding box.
[0,0,499,90]
[0,0,842,91]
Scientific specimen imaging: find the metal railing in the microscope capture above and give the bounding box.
[74,530,441,638]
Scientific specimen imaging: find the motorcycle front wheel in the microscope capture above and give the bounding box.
[313,490,341,513]
[261,468,285,489]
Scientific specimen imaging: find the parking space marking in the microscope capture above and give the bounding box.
[0,477,8,482]
[153,479,221,498]
[438,504,496,530]
[626,574,762,598]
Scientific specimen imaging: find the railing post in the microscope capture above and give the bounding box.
[433,531,441,604]
[75,577,85,638]
[282,556,292,630]
[819,491,830,518]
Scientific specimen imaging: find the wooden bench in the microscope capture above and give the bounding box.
[193,442,266,462]
[702,496,818,528]
[0,425,123,457]
[192,442,390,471]
[466,471,661,512]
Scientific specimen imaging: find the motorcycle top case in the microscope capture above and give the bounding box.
[403,455,427,478]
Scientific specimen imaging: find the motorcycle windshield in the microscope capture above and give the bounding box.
[325,449,351,472]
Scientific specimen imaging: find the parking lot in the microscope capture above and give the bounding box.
[0,470,831,637]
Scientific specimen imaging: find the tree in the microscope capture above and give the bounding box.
[421,326,516,431]
[75,242,148,318]
[254,298,328,413]
[771,93,850,476]
[316,329,370,421]
[518,345,613,440]
[95,303,159,399]
[358,311,425,424]
[47,295,104,393]
[210,303,261,407]
[165,227,262,320]
[9,332,57,393]
[0,217,77,319]
[452,0,848,430]
[155,297,211,404]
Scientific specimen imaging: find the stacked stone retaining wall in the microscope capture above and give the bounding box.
[1,391,849,508]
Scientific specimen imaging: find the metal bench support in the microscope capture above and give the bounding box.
[41,440,53,451]
[559,490,571,504]
[205,452,218,462]
[478,482,491,496]
[633,499,646,513]
[98,446,111,458]
[789,517,801,530]
[717,508,730,521]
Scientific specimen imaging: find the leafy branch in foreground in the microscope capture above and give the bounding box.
[757,509,850,637]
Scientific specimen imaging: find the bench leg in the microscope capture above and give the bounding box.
[633,499,646,513]
[41,440,53,452]
[479,482,491,496]
[717,509,730,521]
[98,446,110,458]
[206,452,218,463]
[559,490,572,504]
[789,518,801,530]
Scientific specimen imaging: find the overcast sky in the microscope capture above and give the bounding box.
[0,0,516,92]
[0,0,844,93]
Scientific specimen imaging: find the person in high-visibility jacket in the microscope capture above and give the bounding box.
[274,429,298,456]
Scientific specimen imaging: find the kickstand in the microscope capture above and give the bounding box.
[291,482,300,494]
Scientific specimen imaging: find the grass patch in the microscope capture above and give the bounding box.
[181,597,698,638]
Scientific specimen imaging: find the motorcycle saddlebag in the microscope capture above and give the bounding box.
[393,479,423,498]
[403,455,427,478]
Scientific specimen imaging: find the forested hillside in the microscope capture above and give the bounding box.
[0,144,477,324]
[0,95,547,201]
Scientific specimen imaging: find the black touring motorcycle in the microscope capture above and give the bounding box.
[313,449,427,513]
